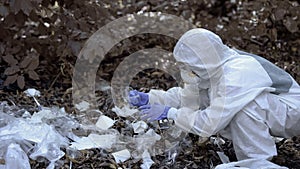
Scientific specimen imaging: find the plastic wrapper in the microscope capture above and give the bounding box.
[128,128,161,162]
[164,141,179,165]
[4,143,30,169]
[140,150,154,169]
[95,115,115,130]
[24,88,41,97]
[70,133,118,150]
[30,107,80,139]
[29,128,68,166]
[112,149,131,163]
[158,125,188,165]
[75,101,90,112]
[216,151,230,164]
[131,121,148,134]
[112,106,138,118]
[24,88,41,109]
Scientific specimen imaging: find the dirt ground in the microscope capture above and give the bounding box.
[1,0,300,168]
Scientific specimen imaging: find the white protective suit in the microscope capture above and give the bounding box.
[147,28,300,168]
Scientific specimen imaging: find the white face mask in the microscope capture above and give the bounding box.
[177,62,210,89]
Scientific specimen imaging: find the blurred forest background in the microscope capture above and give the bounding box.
[0,0,300,168]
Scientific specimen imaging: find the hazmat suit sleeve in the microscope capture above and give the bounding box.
[148,69,210,110]
[148,87,182,108]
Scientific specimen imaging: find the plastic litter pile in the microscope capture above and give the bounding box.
[0,89,183,169]
[0,97,80,169]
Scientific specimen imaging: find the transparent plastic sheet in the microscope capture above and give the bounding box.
[0,102,71,169]
[0,136,34,160]
[70,131,119,150]
[30,107,81,141]
[29,127,68,168]
[118,128,161,168]
[158,124,188,165]
[140,150,154,169]
[4,143,30,169]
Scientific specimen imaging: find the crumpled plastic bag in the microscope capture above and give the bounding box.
[140,150,154,169]
[0,118,68,169]
[0,102,71,169]
[29,128,68,169]
[112,106,138,118]
[0,143,31,169]
[215,158,288,169]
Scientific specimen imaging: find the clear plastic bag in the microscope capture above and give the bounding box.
[5,143,30,169]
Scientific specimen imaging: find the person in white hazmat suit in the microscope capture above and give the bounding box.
[129,28,300,168]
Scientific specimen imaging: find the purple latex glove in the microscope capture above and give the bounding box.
[139,103,171,122]
[129,90,149,107]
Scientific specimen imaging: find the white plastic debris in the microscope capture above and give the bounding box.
[112,149,131,163]
[140,150,154,169]
[29,107,80,141]
[70,133,117,150]
[273,136,285,143]
[24,88,41,97]
[215,158,288,169]
[132,129,161,153]
[131,121,148,134]
[144,129,161,141]
[24,88,41,108]
[216,151,230,164]
[210,136,226,149]
[112,106,138,117]
[5,143,30,169]
[0,103,74,169]
[95,115,115,130]
[75,101,90,112]
[31,108,55,123]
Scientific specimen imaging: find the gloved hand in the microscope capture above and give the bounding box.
[128,90,149,107]
[139,103,171,122]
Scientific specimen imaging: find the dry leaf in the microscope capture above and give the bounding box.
[9,0,34,15]
[4,65,20,75]
[19,56,32,69]
[0,6,9,17]
[17,75,25,89]
[28,70,39,80]
[3,74,18,86]
[2,55,18,65]
[283,17,299,33]
[28,58,39,70]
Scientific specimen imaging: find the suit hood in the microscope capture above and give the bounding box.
[173,28,239,80]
